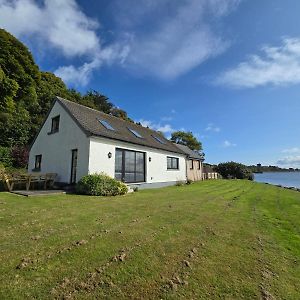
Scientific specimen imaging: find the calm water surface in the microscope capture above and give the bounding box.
[254,172,300,188]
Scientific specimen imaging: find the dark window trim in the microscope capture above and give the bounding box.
[48,115,60,134]
[167,156,179,170]
[197,160,201,170]
[32,154,42,171]
[190,159,194,170]
[115,148,146,183]
[70,149,78,184]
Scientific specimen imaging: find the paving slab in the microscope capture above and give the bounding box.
[11,190,66,197]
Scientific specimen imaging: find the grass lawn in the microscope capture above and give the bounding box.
[0,180,300,299]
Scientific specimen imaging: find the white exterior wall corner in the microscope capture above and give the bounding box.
[28,101,90,183]
[88,136,187,184]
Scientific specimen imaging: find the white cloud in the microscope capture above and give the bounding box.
[0,0,241,84]
[0,0,130,86]
[55,43,130,86]
[277,156,300,167]
[282,147,300,154]
[114,0,240,79]
[138,119,174,134]
[222,140,236,147]
[0,0,100,57]
[217,37,300,88]
[205,123,220,132]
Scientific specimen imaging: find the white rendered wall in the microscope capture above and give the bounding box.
[28,101,90,183]
[89,137,187,184]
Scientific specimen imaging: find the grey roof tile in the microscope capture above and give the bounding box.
[56,97,186,155]
[173,144,204,160]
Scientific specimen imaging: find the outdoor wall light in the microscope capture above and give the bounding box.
[149,157,152,162]
[108,152,112,159]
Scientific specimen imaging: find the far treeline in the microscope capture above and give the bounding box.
[248,164,299,173]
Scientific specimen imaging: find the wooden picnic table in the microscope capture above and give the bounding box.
[1,173,57,192]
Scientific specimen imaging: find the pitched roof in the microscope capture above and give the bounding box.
[203,165,215,173]
[56,97,185,155]
[173,144,204,160]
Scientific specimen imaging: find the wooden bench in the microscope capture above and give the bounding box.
[1,173,57,192]
[27,173,57,190]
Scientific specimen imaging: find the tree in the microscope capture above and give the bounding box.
[215,162,253,180]
[170,131,203,152]
[110,107,133,122]
[0,29,131,149]
[81,91,113,113]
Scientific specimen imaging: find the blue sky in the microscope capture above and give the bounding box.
[1,0,300,167]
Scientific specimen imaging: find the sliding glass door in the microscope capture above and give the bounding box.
[115,148,145,183]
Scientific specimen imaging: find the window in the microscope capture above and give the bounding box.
[70,149,78,184]
[152,135,166,144]
[34,155,42,171]
[190,160,194,170]
[128,128,143,138]
[98,119,115,131]
[50,115,60,133]
[167,156,179,170]
[115,148,145,183]
[197,160,201,170]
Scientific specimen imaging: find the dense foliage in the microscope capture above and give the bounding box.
[170,131,203,153]
[215,162,253,180]
[76,173,128,196]
[0,29,131,167]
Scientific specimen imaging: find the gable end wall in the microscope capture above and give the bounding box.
[28,101,90,183]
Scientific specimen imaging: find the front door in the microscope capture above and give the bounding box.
[115,148,145,183]
[70,149,78,184]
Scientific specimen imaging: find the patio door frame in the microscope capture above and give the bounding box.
[115,148,146,183]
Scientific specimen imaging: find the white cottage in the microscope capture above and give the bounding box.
[28,97,187,189]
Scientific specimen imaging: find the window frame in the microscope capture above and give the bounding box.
[190,159,194,170]
[115,148,146,183]
[49,115,60,134]
[197,160,201,170]
[167,156,179,170]
[33,154,42,171]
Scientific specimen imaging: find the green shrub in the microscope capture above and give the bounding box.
[0,146,12,167]
[76,173,128,196]
[215,161,253,180]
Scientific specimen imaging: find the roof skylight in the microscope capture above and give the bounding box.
[128,128,143,138]
[152,135,166,144]
[98,119,115,131]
